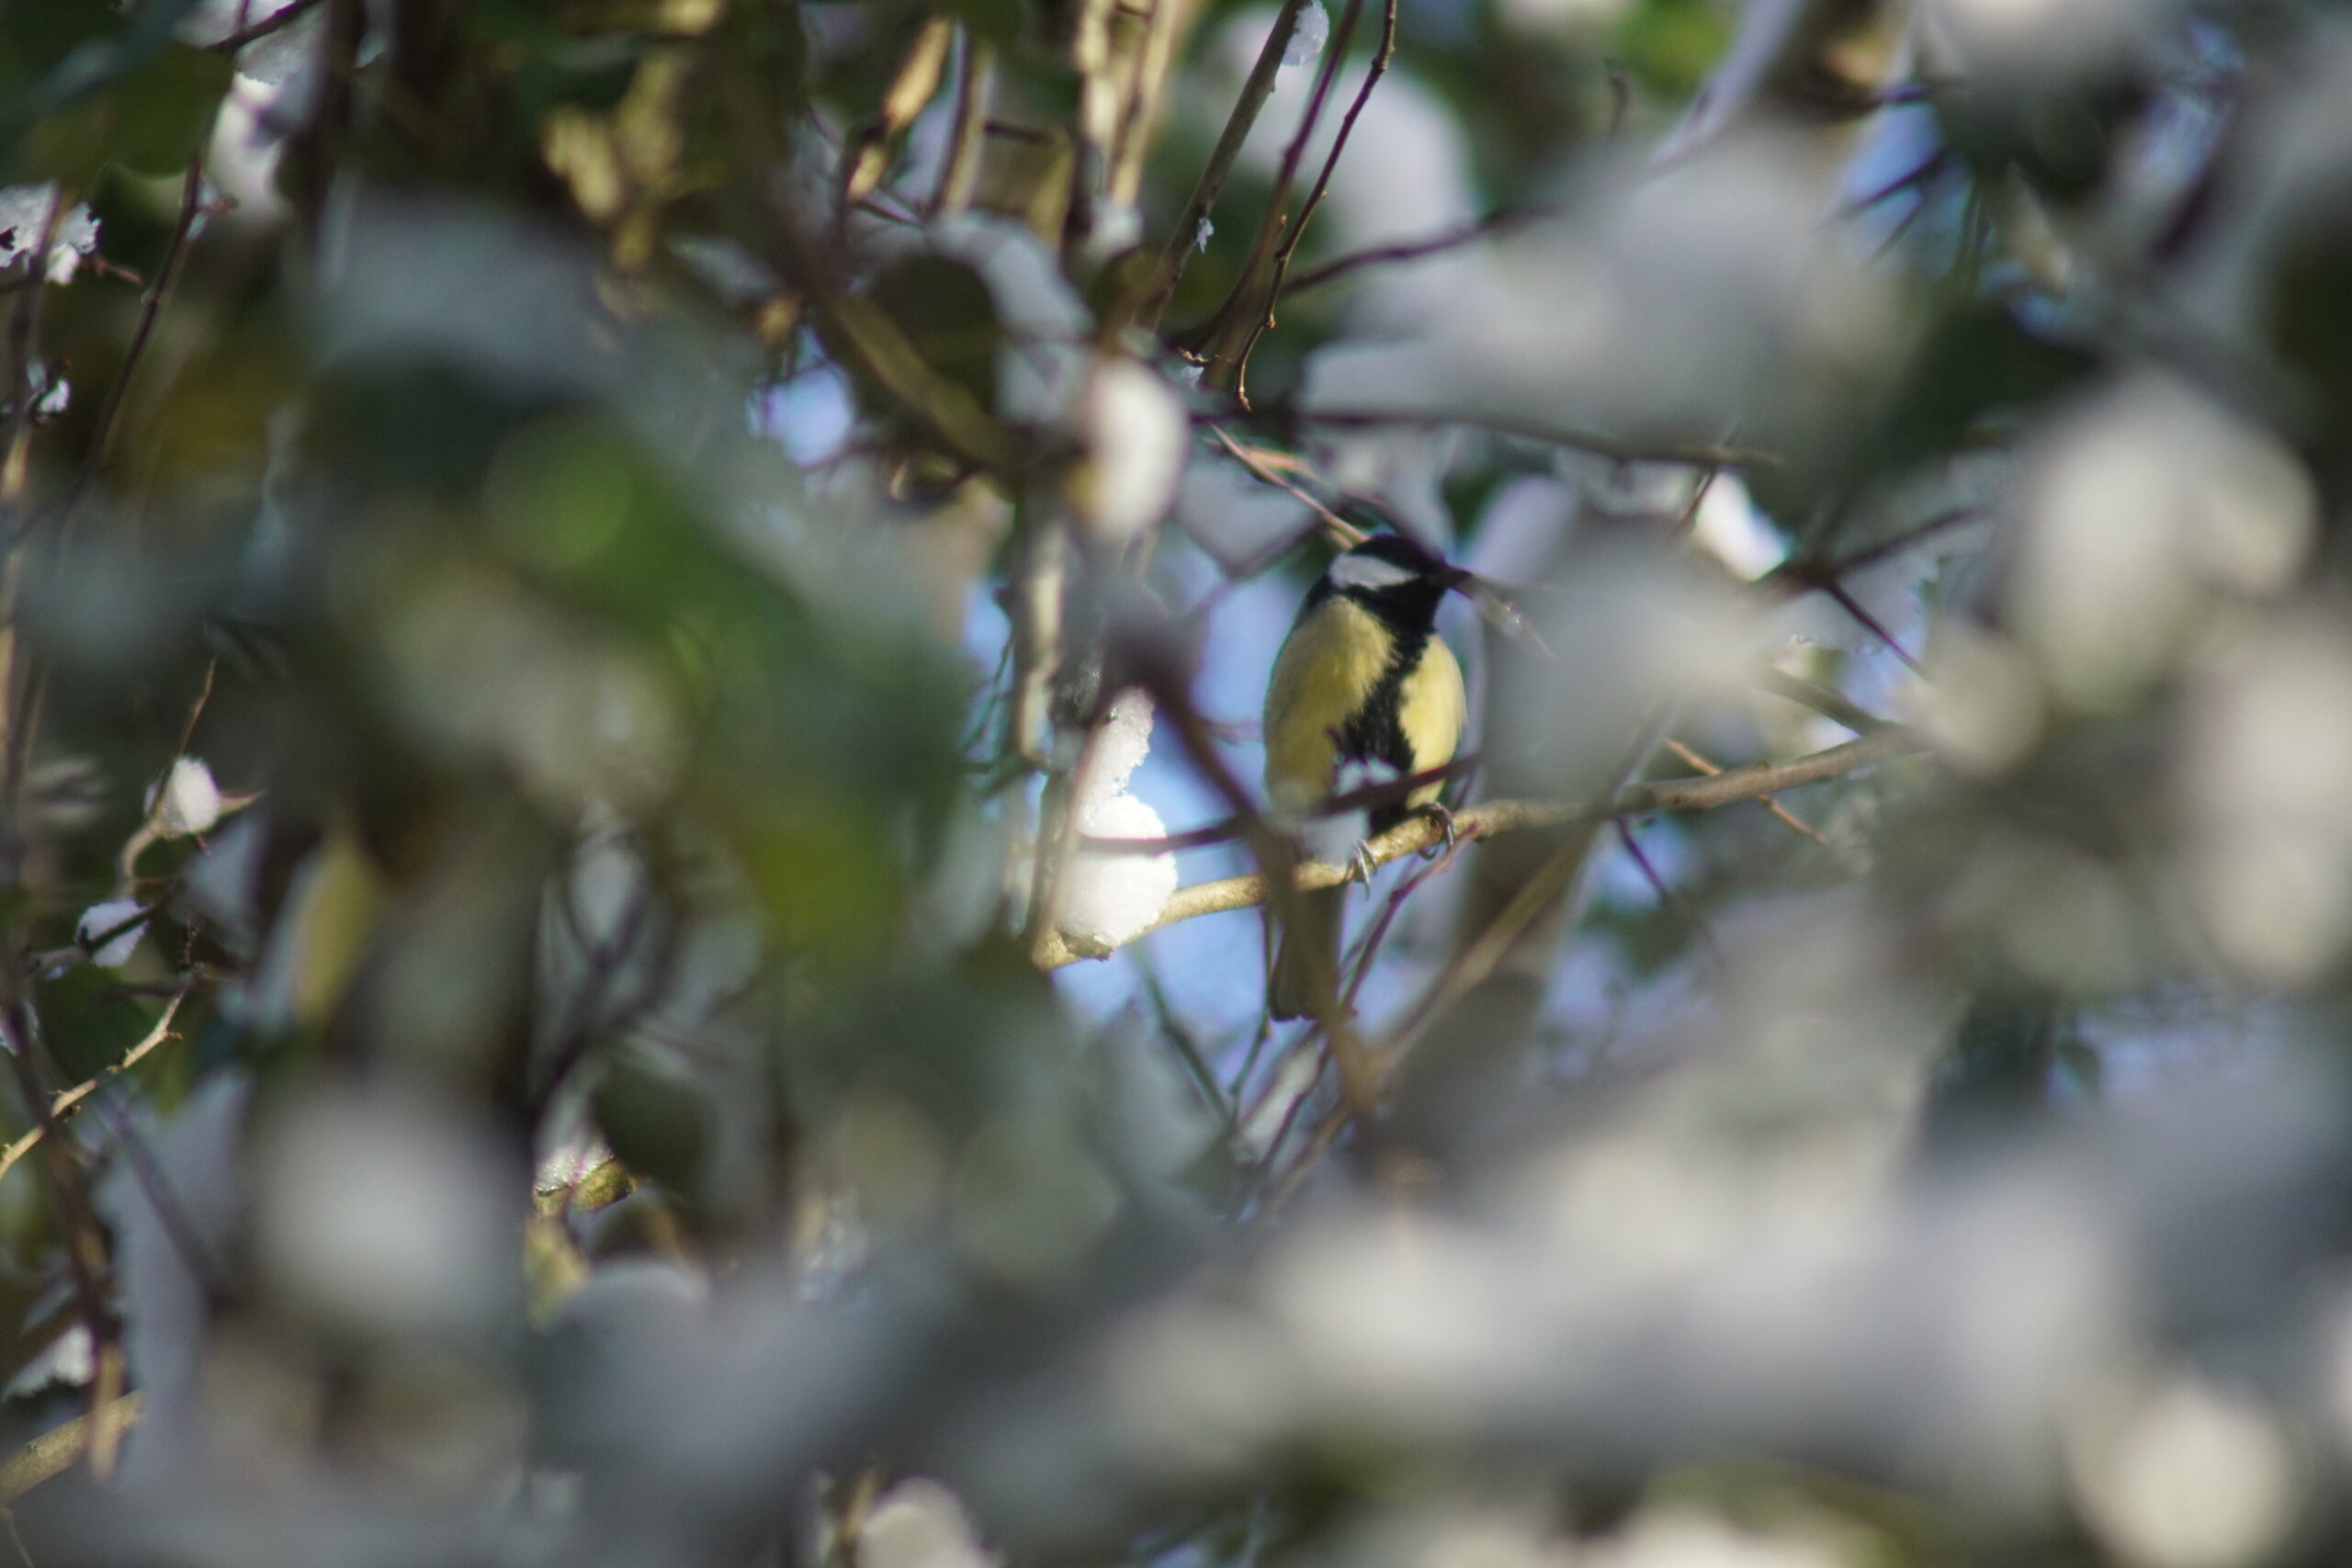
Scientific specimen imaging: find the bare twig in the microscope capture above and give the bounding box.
[1197,0,1368,391]
[1282,405,1780,468]
[1765,504,1984,591]
[1822,580,1926,674]
[1287,204,1542,296]
[934,32,996,215]
[1661,737,1830,848]
[203,0,326,52]
[1106,0,1186,209]
[0,988,190,1189]
[0,1390,141,1502]
[1134,955,1238,1138]
[1839,147,1950,217]
[40,152,211,540]
[1232,0,1400,383]
[1614,818,1724,962]
[1752,667,1891,736]
[840,18,956,211]
[0,191,64,537]
[0,1006,125,1479]
[1208,426,1365,547]
[1004,496,1069,769]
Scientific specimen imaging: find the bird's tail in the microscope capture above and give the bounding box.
[1268,886,1345,1021]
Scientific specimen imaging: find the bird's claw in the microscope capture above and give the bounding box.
[1351,841,1378,887]
[1419,804,1458,860]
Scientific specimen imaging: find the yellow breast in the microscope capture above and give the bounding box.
[1262,598,1465,814]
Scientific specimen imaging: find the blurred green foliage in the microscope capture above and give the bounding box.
[2,1,2351,1565]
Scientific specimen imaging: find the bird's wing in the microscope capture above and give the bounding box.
[1262,597,1393,812]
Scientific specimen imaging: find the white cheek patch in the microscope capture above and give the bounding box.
[1327,552,1419,592]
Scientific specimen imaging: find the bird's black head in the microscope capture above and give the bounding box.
[1317,532,1470,632]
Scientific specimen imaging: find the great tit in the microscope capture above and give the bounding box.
[1262,532,1471,1021]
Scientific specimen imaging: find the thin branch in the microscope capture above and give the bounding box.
[1766,504,1985,591]
[1613,818,1723,961]
[1208,426,1364,547]
[1037,729,1917,966]
[1838,147,1950,218]
[1106,0,1185,208]
[1262,707,1685,1196]
[1752,667,1891,736]
[0,191,64,536]
[0,1390,141,1502]
[1197,0,1368,390]
[1234,0,1399,381]
[1822,580,1926,675]
[1662,737,1829,848]
[38,153,210,540]
[840,18,956,211]
[1138,0,1310,328]
[1281,404,1780,468]
[86,1079,229,1302]
[0,1007,125,1479]
[933,32,995,216]
[1340,823,1469,1005]
[203,0,326,52]
[1287,204,1537,296]
[0,988,190,1190]
[1134,955,1238,1138]
[1003,491,1069,769]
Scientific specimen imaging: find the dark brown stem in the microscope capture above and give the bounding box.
[1286,203,1541,296]
[1196,0,1368,393]
[1138,0,1311,329]
[38,153,210,540]
[204,0,328,52]
[1228,0,1399,387]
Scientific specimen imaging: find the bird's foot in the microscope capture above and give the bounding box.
[1419,803,1458,860]
[1351,840,1379,887]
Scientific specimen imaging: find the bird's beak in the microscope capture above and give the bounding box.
[1440,565,1476,592]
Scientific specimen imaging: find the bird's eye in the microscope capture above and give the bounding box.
[1328,553,1421,592]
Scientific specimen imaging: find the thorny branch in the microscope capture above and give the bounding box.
[0,988,192,1188]
[1035,729,1918,968]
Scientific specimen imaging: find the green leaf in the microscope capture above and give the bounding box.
[21,43,231,184]
[34,965,161,1087]
[110,43,232,175]
[592,1051,714,1196]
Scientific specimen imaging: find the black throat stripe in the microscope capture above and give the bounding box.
[1334,599,1436,835]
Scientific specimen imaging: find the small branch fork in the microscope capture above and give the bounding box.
[1035,728,1917,967]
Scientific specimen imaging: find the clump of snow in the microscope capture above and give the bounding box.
[1284,1,1330,68]
[1069,358,1189,547]
[79,899,149,968]
[861,1478,1001,1568]
[0,186,99,284]
[1090,686,1158,794]
[149,757,224,838]
[1057,691,1179,952]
